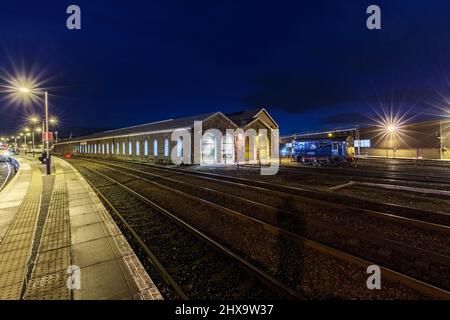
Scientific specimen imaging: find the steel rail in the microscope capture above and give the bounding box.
[0,162,12,191]
[81,169,189,300]
[79,161,305,300]
[84,159,450,268]
[85,157,450,230]
[78,158,450,299]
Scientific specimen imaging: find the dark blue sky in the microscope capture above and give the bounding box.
[1,0,450,136]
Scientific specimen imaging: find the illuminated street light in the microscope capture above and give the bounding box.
[9,81,52,174]
[19,87,31,94]
[386,124,397,133]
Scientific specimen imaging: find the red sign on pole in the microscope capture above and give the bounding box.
[41,132,54,142]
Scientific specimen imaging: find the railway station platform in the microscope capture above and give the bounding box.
[0,156,163,300]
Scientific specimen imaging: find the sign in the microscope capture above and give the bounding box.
[41,132,54,142]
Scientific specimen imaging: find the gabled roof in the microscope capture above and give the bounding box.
[57,108,278,143]
[225,108,279,129]
[66,112,216,142]
[225,108,262,128]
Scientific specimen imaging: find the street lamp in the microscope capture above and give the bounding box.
[28,116,42,158]
[15,87,52,174]
[384,123,398,159]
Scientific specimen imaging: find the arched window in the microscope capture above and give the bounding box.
[136,141,140,156]
[144,140,148,156]
[177,138,183,158]
[154,139,158,156]
[129,141,132,155]
[164,139,169,157]
[122,142,126,155]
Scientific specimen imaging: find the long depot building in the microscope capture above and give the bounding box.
[54,108,279,165]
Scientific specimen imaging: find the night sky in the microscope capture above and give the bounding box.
[1,0,450,136]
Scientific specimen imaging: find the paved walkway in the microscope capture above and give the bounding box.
[0,156,162,300]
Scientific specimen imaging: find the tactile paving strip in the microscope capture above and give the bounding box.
[23,168,72,300]
[23,270,71,300]
[0,165,43,300]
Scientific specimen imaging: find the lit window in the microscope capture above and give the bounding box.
[122,142,126,155]
[154,139,158,156]
[106,144,109,154]
[111,143,114,155]
[144,140,148,156]
[164,139,169,157]
[136,141,140,156]
[177,138,183,158]
[117,143,120,155]
[94,144,97,154]
[102,144,105,154]
[129,142,132,155]
[354,140,371,148]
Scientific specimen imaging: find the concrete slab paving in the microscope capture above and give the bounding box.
[0,156,162,300]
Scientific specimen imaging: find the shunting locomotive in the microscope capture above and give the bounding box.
[281,128,358,165]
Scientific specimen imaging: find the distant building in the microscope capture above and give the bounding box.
[53,108,279,164]
[359,119,450,160]
[282,119,450,160]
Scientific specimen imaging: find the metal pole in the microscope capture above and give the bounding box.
[45,91,51,175]
[356,125,360,156]
[32,130,35,158]
[440,120,443,160]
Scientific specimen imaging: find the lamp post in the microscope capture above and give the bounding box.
[12,136,18,151]
[385,124,397,160]
[30,117,39,157]
[24,128,31,155]
[17,88,52,174]
[19,133,25,154]
[44,91,50,174]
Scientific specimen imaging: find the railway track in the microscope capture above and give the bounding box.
[77,157,450,290]
[168,163,450,226]
[74,161,303,300]
[83,157,450,226]
[258,163,450,187]
[0,161,14,191]
[70,158,450,299]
